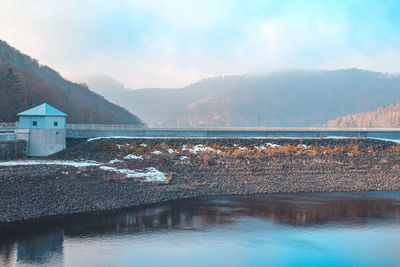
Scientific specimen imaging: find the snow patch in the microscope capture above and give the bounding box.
[180,156,188,160]
[99,166,166,181]
[366,137,400,144]
[124,154,143,160]
[0,159,166,182]
[109,159,123,164]
[85,136,400,142]
[0,160,101,167]
[266,143,280,148]
[324,136,353,140]
[87,136,139,142]
[167,148,176,154]
[188,144,214,153]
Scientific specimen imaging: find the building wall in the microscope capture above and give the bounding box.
[15,129,29,142]
[44,116,66,129]
[29,129,66,156]
[19,116,66,129]
[0,140,27,160]
[15,129,29,156]
[19,116,45,129]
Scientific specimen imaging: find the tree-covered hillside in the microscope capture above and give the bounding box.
[326,102,400,127]
[0,40,144,125]
[85,70,400,127]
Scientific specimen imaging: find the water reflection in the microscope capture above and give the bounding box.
[0,231,64,266]
[1,191,400,266]
[17,232,63,264]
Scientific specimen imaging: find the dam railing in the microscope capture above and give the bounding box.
[66,124,147,130]
[65,124,400,139]
[0,122,17,132]
[0,122,17,128]
[65,124,400,132]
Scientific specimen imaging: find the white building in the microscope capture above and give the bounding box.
[17,103,67,156]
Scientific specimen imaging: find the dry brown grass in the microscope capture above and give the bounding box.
[163,173,174,184]
[210,143,366,158]
[101,143,119,152]
[390,145,400,153]
[96,141,374,158]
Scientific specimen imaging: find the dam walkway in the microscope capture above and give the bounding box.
[4,122,400,140]
[65,124,400,140]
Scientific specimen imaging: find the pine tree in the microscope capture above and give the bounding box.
[3,67,25,121]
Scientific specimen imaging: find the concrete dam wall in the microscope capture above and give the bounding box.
[0,140,27,160]
[66,128,400,140]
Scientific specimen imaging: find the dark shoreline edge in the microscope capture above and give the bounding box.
[1,137,400,227]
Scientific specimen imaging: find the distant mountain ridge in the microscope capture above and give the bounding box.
[82,74,240,126]
[84,69,400,127]
[0,40,144,125]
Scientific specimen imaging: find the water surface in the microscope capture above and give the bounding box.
[1,192,400,267]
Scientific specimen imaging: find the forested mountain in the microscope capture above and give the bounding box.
[326,102,400,127]
[85,69,400,127]
[83,74,242,126]
[0,40,144,124]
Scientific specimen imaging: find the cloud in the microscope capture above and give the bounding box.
[0,0,399,88]
[320,49,400,74]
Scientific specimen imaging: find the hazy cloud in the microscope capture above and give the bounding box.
[0,0,399,88]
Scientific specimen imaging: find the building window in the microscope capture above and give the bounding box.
[54,121,58,126]
[33,121,37,126]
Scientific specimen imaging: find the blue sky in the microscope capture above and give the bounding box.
[0,0,399,88]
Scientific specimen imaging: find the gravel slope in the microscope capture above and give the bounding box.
[1,138,400,224]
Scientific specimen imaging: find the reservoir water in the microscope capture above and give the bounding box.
[1,192,400,267]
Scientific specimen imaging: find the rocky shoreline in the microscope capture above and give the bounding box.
[1,137,400,225]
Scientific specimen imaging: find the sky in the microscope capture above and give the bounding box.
[0,0,399,88]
